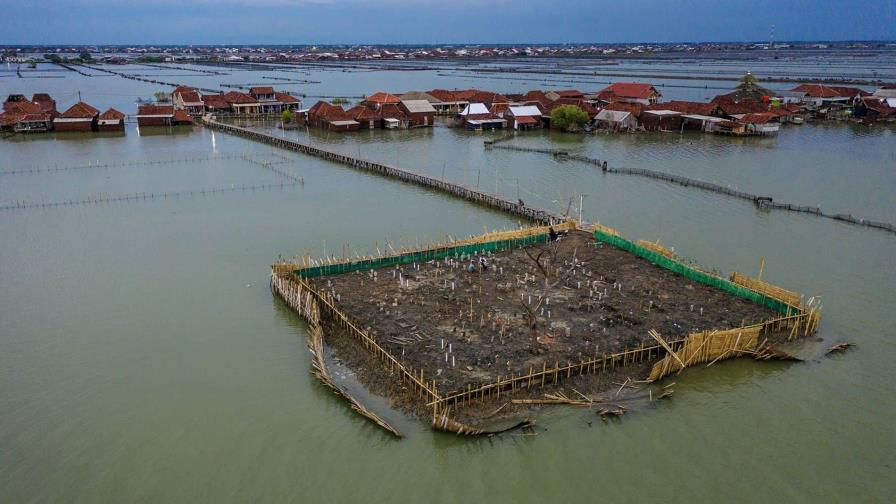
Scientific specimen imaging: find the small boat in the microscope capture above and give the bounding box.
[791,116,804,124]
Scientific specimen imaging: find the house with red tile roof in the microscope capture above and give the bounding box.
[98,108,125,132]
[172,86,205,115]
[363,92,401,109]
[201,94,232,113]
[347,104,380,129]
[54,102,100,132]
[136,105,194,127]
[307,101,359,132]
[791,84,870,106]
[222,91,259,114]
[426,89,469,113]
[31,93,57,116]
[597,83,662,105]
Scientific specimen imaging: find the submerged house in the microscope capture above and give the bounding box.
[97,108,126,132]
[399,99,436,127]
[54,102,100,132]
[427,89,469,114]
[594,109,637,131]
[640,109,682,131]
[172,86,205,115]
[458,102,505,130]
[307,101,359,132]
[136,105,194,127]
[505,105,543,130]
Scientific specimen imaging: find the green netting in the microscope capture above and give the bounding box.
[593,230,796,315]
[294,233,549,279]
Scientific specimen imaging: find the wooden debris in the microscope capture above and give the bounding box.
[825,342,855,355]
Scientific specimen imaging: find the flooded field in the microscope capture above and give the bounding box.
[2,53,895,502]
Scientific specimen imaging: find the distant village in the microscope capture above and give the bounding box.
[5,41,895,64]
[2,74,894,137]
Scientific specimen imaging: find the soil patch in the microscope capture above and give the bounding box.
[313,230,779,396]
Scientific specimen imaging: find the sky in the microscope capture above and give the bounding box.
[3,0,895,45]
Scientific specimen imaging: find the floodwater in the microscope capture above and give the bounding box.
[2,55,895,502]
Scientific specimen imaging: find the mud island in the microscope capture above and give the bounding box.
[272,222,820,437]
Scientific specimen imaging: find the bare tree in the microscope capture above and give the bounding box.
[520,242,578,353]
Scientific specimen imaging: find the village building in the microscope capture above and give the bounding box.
[136,105,194,127]
[362,92,401,110]
[172,86,205,115]
[31,93,58,116]
[97,108,126,132]
[201,94,232,114]
[594,109,638,131]
[275,92,301,112]
[458,102,504,130]
[15,113,53,133]
[54,102,100,132]
[222,91,259,115]
[791,84,870,107]
[426,89,469,114]
[853,96,896,122]
[346,104,380,129]
[640,109,683,131]
[597,83,662,105]
[736,112,781,135]
[399,99,436,127]
[379,103,409,129]
[249,86,282,113]
[505,105,543,130]
[307,101,359,132]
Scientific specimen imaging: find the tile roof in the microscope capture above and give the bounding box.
[346,104,379,121]
[99,108,125,120]
[201,94,231,109]
[791,84,868,98]
[598,83,659,100]
[4,100,42,115]
[648,101,717,115]
[601,101,645,117]
[401,99,437,114]
[173,109,194,123]
[0,110,25,127]
[222,91,257,104]
[275,92,299,104]
[308,100,353,122]
[739,112,779,124]
[365,92,401,104]
[468,91,510,104]
[137,105,175,116]
[249,86,275,95]
[400,91,439,103]
[427,89,461,102]
[60,101,100,119]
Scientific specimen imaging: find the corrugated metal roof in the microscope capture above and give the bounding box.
[508,105,541,117]
[595,109,631,122]
[401,99,436,113]
[460,103,489,116]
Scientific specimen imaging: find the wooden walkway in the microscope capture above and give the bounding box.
[203,118,564,224]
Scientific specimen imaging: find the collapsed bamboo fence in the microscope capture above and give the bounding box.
[271,271,402,437]
[273,221,820,419]
[203,118,563,224]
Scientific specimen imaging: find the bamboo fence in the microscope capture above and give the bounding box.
[272,222,821,430]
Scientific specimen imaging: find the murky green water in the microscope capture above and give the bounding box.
[2,58,895,502]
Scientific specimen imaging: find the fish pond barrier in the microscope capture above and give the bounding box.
[488,144,896,236]
[203,118,562,224]
[271,222,820,436]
